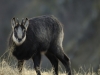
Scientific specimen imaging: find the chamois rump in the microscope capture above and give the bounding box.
[8,15,71,75]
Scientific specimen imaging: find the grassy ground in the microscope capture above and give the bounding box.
[0,51,100,75]
[0,60,64,75]
[0,60,100,75]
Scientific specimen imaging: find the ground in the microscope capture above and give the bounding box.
[0,60,100,75]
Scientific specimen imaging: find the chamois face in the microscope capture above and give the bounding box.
[11,18,29,45]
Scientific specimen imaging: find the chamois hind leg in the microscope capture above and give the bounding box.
[32,53,41,75]
[45,52,58,75]
[18,60,24,74]
[50,46,72,75]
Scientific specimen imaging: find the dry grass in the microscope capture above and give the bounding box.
[0,60,100,75]
[0,60,66,75]
[0,51,100,75]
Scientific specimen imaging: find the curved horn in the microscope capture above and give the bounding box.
[12,17,15,21]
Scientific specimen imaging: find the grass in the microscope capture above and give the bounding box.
[0,51,100,75]
[0,60,100,75]
[0,60,66,75]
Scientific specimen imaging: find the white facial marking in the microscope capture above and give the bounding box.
[12,33,26,45]
[17,26,23,39]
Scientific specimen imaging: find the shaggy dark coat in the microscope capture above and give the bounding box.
[8,15,71,75]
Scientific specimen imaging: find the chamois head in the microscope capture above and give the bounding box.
[11,18,29,45]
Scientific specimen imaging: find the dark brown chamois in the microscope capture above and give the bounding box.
[8,15,72,75]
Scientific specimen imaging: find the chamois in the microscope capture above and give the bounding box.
[8,15,72,75]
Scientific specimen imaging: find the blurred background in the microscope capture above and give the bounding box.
[0,0,100,72]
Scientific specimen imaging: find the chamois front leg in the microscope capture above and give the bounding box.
[18,60,24,74]
[32,53,41,75]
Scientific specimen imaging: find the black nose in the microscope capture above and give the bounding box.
[18,38,22,42]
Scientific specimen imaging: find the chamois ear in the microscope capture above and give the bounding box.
[11,17,16,28]
[16,18,19,24]
[21,18,25,25]
[24,18,29,29]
